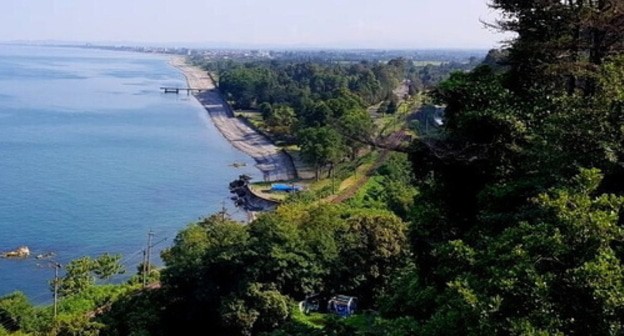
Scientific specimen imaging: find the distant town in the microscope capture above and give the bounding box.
[2,41,487,63]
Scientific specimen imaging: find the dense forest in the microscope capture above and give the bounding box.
[198,55,476,179]
[2,1,624,335]
[207,58,408,179]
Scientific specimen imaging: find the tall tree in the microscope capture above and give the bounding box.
[338,108,374,159]
[491,0,624,96]
[298,127,346,180]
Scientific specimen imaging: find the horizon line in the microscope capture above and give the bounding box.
[0,40,500,52]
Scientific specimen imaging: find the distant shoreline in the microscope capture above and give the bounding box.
[168,56,296,183]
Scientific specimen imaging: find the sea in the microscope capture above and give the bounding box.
[0,45,258,303]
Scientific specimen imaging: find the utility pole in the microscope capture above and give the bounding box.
[141,249,147,288]
[142,230,166,288]
[331,166,336,195]
[146,230,154,284]
[53,262,61,319]
[221,200,227,221]
[143,230,154,288]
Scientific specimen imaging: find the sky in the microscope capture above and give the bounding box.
[1,0,508,49]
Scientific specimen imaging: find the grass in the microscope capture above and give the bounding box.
[315,151,382,203]
[337,162,374,192]
[291,308,380,332]
[291,308,327,329]
[343,314,377,330]
[373,93,423,138]
[353,175,384,198]
[235,110,265,130]
[249,180,305,202]
[271,152,376,205]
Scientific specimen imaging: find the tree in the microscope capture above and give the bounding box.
[338,108,374,159]
[390,169,624,335]
[220,298,259,336]
[219,66,276,109]
[50,314,104,336]
[97,289,167,336]
[300,101,333,128]
[221,283,290,336]
[397,4,624,332]
[491,0,624,96]
[298,127,346,180]
[58,254,124,297]
[265,105,297,137]
[386,96,399,114]
[331,210,409,307]
[246,214,321,297]
[0,292,34,333]
[160,214,249,334]
[349,68,383,105]
[93,253,125,281]
[258,102,273,120]
[59,257,97,297]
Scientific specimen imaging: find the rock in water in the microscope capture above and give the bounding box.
[16,246,30,257]
[1,246,30,258]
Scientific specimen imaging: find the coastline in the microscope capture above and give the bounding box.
[169,57,296,182]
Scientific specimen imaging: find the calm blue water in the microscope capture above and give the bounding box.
[0,45,257,303]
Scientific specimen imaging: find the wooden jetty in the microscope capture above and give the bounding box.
[160,87,206,95]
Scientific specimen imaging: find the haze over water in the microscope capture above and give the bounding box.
[0,45,257,303]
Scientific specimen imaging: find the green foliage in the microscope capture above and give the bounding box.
[113,204,408,336]
[49,314,104,336]
[216,59,400,159]
[221,284,290,336]
[0,293,34,333]
[57,285,132,318]
[298,127,346,180]
[338,108,374,159]
[59,254,125,297]
[349,153,418,219]
[219,65,277,109]
[6,6,624,335]
[93,254,125,281]
[98,289,166,336]
[333,211,409,305]
[218,60,404,111]
[264,105,297,137]
[59,257,96,297]
[601,56,624,101]
[491,0,624,96]
[395,3,624,333]
[0,284,133,335]
[395,169,624,335]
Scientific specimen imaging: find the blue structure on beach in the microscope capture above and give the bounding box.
[271,184,303,192]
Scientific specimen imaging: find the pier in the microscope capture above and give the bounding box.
[160,87,206,95]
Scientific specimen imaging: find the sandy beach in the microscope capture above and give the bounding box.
[170,57,296,182]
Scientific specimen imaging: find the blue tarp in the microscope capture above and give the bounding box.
[271,184,303,192]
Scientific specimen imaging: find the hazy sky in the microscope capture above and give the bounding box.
[2,0,507,49]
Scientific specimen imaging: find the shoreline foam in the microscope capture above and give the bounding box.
[169,56,296,182]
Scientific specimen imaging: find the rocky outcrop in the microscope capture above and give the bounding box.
[229,175,278,212]
[1,246,30,258]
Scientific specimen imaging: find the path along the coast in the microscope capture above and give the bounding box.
[171,57,296,182]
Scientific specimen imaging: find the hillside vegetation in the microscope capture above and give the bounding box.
[2,1,624,335]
